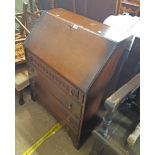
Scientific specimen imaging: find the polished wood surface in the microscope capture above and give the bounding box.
[25,8,133,148]
[25,8,113,92]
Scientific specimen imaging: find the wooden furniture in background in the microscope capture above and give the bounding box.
[118,0,140,16]
[15,42,26,65]
[90,74,140,155]
[15,1,39,104]
[55,0,120,22]
[35,0,140,22]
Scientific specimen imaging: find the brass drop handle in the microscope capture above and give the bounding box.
[29,56,33,62]
[66,116,71,124]
[68,24,79,31]
[67,103,72,109]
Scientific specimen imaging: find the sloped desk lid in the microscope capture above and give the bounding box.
[24,8,127,92]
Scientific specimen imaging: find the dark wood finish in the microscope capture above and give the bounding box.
[56,0,118,22]
[55,0,140,22]
[24,8,133,148]
[20,2,28,35]
[79,0,118,22]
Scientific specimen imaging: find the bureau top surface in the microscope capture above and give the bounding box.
[25,8,118,92]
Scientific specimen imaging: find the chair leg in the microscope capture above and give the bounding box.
[30,90,37,101]
[19,90,25,105]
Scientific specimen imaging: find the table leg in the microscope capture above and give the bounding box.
[19,90,25,105]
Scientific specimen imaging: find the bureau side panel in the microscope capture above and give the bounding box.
[78,40,131,143]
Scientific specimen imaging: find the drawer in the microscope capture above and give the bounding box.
[30,65,82,119]
[34,81,80,135]
[26,51,85,104]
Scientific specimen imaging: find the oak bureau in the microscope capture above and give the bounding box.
[24,8,132,148]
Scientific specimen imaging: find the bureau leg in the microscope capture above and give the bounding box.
[72,140,81,150]
[66,127,81,149]
[19,90,25,105]
[30,90,37,101]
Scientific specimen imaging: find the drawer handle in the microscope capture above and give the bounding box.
[67,118,70,123]
[67,103,72,109]
[29,56,33,62]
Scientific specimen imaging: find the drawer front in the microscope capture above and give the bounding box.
[29,64,82,119]
[33,79,80,135]
[26,51,85,104]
